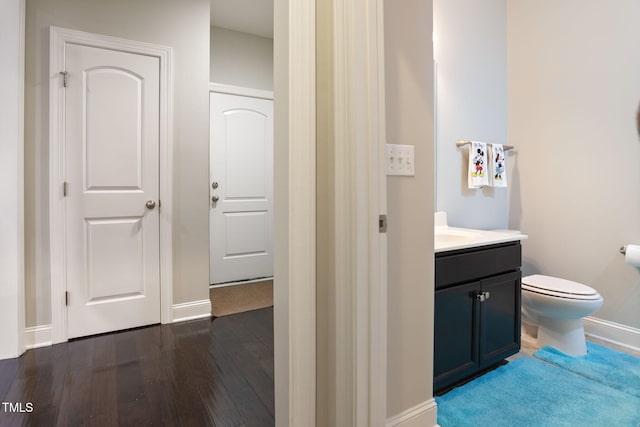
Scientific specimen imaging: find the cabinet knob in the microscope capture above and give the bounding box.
[476,291,490,302]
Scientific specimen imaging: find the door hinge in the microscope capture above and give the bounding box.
[63,181,69,197]
[378,214,387,233]
[60,71,68,88]
[65,291,69,306]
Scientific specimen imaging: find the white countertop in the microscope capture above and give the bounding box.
[435,226,528,253]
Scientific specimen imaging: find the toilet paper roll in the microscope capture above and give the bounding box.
[625,244,640,267]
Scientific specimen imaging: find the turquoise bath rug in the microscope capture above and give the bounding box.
[435,357,640,427]
[534,342,640,398]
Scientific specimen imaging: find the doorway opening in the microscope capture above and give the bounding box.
[208,2,274,296]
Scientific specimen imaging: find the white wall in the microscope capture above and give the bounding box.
[508,0,640,329]
[385,0,437,423]
[0,0,25,359]
[434,0,508,230]
[24,0,211,328]
[210,26,273,90]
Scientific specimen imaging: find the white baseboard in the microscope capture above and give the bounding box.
[23,302,212,349]
[25,325,52,349]
[584,316,640,352]
[387,399,439,427]
[172,299,212,323]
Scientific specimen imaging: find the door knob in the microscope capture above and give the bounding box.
[145,200,156,210]
[211,195,219,203]
[212,181,219,189]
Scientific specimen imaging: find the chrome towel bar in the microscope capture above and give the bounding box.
[456,140,515,151]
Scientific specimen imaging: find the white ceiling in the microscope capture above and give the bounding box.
[210,0,274,39]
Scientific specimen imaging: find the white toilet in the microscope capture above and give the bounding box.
[521,274,603,356]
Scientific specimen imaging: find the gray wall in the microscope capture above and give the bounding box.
[434,0,508,230]
[210,26,273,90]
[24,0,211,327]
[507,0,640,329]
[385,0,436,421]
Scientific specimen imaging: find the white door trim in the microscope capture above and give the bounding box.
[49,26,173,344]
[208,82,273,100]
[273,0,316,424]
[369,1,389,423]
[332,0,387,424]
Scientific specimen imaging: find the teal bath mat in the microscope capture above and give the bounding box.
[436,357,640,427]
[535,342,640,398]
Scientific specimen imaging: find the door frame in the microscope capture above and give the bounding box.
[331,0,388,424]
[48,26,174,344]
[273,0,318,423]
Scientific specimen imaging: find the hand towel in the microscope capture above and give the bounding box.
[468,141,489,189]
[490,144,508,187]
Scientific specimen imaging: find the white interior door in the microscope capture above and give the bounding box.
[210,92,274,284]
[64,43,161,339]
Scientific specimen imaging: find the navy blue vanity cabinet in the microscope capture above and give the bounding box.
[434,242,522,393]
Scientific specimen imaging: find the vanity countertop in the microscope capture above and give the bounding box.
[435,226,527,253]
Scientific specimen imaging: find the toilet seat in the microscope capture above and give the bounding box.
[522,274,602,301]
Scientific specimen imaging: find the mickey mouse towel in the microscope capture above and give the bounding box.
[468,141,489,188]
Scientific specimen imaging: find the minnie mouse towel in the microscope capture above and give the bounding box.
[489,144,508,187]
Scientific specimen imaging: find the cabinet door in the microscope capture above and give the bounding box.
[479,271,521,368]
[434,281,480,392]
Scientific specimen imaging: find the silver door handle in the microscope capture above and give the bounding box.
[211,195,219,203]
[145,200,156,210]
[476,291,490,302]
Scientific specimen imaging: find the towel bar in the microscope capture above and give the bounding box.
[456,140,514,151]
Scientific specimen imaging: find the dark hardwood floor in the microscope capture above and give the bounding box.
[0,308,274,427]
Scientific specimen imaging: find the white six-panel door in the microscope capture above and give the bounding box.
[210,92,274,284]
[64,43,161,338]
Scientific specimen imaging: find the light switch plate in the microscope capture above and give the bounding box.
[386,144,415,176]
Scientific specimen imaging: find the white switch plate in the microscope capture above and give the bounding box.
[386,144,415,176]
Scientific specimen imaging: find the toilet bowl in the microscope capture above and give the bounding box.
[521,274,603,356]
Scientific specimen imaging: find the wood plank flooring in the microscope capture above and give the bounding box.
[0,308,274,427]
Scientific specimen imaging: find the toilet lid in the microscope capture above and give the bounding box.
[522,274,601,300]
